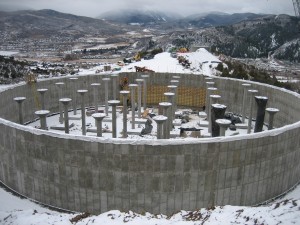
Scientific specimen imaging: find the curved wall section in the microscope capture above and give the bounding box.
[0,73,300,215]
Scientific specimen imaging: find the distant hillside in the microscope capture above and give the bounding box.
[213,14,300,61]
[179,12,266,28]
[167,14,300,62]
[98,10,266,28]
[98,9,181,25]
[0,9,128,39]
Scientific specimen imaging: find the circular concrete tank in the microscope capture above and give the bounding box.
[0,72,300,215]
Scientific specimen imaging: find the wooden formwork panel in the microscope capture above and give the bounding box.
[119,85,206,108]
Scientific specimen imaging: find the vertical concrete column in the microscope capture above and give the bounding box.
[241,83,251,123]
[247,90,258,134]
[136,79,144,120]
[168,85,178,115]
[247,89,258,134]
[208,94,221,133]
[69,77,78,115]
[102,78,110,116]
[35,110,50,130]
[153,115,168,139]
[205,81,215,114]
[159,102,172,139]
[92,113,106,137]
[120,90,130,138]
[37,88,48,110]
[204,77,213,81]
[254,96,268,133]
[216,119,231,136]
[14,97,26,124]
[129,84,138,129]
[55,82,65,124]
[141,74,149,110]
[211,104,227,137]
[77,89,88,135]
[59,98,72,134]
[91,83,101,113]
[111,74,119,100]
[206,87,218,132]
[266,108,279,130]
[170,80,179,105]
[164,92,175,132]
[108,100,120,138]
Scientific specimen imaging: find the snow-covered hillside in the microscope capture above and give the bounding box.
[73,49,220,77]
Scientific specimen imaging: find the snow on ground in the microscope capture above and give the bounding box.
[34,49,223,78]
[0,184,300,225]
[121,52,189,74]
[178,48,221,75]
[120,49,219,76]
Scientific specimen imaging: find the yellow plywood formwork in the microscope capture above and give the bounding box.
[177,86,206,108]
[120,85,207,108]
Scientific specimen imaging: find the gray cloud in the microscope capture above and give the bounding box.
[0,0,295,17]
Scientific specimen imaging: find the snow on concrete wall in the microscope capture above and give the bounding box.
[0,73,300,215]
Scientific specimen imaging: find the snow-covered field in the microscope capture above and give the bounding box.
[1,49,300,224]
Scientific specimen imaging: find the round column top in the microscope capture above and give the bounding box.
[128,84,138,88]
[159,102,172,107]
[69,77,78,80]
[168,85,178,89]
[14,97,26,102]
[92,113,106,119]
[207,87,218,91]
[172,76,181,79]
[206,81,215,85]
[120,90,130,95]
[266,107,280,113]
[164,92,175,96]
[91,83,101,86]
[136,78,144,83]
[55,82,64,86]
[102,78,110,81]
[153,115,168,122]
[242,83,251,87]
[77,89,88,94]
[141,74,150,78]
[37,88,48,93]
[255,96,268,100]
[111,74,119,78]
[108,100,120,105]
[210,94,221,99]
[212,103,227,109]
[216,119,232,126]
[248,89,258,94]
[170,80,179,83]
[35,110,50,116]
[204,77,213,80]
[59,98,72,103]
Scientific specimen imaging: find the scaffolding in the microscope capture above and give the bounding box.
[293,0,300,17]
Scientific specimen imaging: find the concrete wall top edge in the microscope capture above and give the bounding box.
[1,116,299,146]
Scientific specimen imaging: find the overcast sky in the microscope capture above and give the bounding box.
[0,0,296,17]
